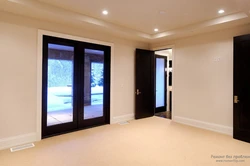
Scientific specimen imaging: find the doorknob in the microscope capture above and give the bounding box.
[234,96,240,104]
[135,89,141,95]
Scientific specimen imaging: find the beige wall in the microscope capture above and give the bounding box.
[152,24,250,128]
[0,12,148,140]
[2,10,250,142]
[0,22,37,139]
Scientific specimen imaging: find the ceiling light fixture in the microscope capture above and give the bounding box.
[154,28,159,32]
[102,10,108,15]
[218,9,225,14]
[159,11,166,14]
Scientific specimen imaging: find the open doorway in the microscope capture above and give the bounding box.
[154,48,173,119]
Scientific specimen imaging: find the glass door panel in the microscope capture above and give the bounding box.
[47,44,74,126]
[84,49,104,120]
[156,58,165,108]
[155,55,167,113]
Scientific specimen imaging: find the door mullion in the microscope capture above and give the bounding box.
[75,43,85,127]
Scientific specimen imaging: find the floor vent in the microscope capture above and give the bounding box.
[118,121,129,125]
[10,143,35,152]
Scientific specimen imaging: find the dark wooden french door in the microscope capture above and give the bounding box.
[135,49,155,119]
[155,55,167,113]
[42,35,110,138]
[234,34,250,143]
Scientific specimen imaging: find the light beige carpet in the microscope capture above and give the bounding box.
[1,117,250,166]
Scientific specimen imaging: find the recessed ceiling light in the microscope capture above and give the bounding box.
[154,28,159,32]
[218,9,225,14]
[102,10,108,15]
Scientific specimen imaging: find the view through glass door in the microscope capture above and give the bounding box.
[47,43,74,126]
[42,36,110,138]
[84,50,104,120]
[155,55,167,113]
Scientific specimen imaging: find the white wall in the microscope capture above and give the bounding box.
[151,24,250,134]
[0,22,37,139]
[0,12,148,148]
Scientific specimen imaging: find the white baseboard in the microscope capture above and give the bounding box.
[0,133,37,151]
[173,116,233,136]
[112,114,135,124]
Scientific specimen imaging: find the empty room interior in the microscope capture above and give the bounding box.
[1,0,250,165]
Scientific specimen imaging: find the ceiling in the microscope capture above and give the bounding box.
[1,0,250,43]
[37,0,243,34]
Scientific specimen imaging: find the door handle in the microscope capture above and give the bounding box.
[135,89,141,95]
[234,96,240,104]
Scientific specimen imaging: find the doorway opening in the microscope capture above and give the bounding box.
[154,48,173,119]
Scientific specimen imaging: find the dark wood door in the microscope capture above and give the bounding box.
[42,35,110,138]
[234,34,250,143]
[42,35,78,138]
[135,49,155,119]
[77,43,111,128]
[155,55,167,113]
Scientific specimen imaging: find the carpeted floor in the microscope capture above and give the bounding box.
[1,117,250,166]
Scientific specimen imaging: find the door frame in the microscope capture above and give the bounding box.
[151,45,175,120]
[37,30,114,141]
